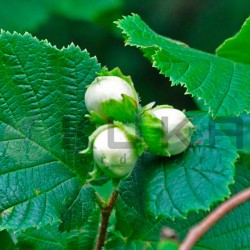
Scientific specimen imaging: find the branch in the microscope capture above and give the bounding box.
[180,187,250,250]
[94,190,119,250]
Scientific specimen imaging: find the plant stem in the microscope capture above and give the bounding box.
[180,187,250,250]
[94,190,119,250]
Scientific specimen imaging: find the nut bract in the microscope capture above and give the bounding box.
[140,105,194,156]
[93,126,138,179]
[85,76,139,123]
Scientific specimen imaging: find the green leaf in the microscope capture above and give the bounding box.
[105,238,156,250]
[186,0,250,53]
[105,223,157,250]
[0,0,54,32]
[190,154,250,250]
[116,14,250,117]
[107,154,250,250]
[0,31,101,230]
[0,0,123,32]
[57,0,123,22]
[216,16,250,64]
[165,153,250,250]
[59,185,97,231]
[105,197,162,249]
[119,111,237,219]
[216,113,250,154]
[15,209,100,250]
[0,230,17,250]
[157,240,179,250]
[93,179,113,202]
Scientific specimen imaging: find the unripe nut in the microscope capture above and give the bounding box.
[85,76,139,122]
[140,106,194,156]
[93,126,138,179]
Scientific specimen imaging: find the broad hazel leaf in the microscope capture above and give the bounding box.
[190,154,250,250]
[216,16,250,64]
[59,185,97,232]
[216,113,250,154]
[0,31,100,230]
[116,14,250,117]
[15,209,100,250]
[119,111,238,219]
[111,154,249,250]
[166,154,250,250]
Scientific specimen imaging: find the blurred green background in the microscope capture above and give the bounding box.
[1,0,250,110]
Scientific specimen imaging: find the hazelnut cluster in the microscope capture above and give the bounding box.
[81,71,194,181]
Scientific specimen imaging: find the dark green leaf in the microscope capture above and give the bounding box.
[110,153,250,250]
[116,14,250,117]
[191,154,250,250]
[105,230,156,250]
[0,31,100,230]
[217,113,250,154]
[57,0,123,22]
[59,185,97,231]
[0,0,123,32]
[0,230,17,250]
[15,209,100,250]
[186,0,250,53]
[0,0,54,32]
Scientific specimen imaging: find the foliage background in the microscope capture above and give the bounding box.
[0,1,250,249]
[1,0,249,110]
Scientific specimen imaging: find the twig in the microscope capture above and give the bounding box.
[180,187,250,250]
[94,190,119,250]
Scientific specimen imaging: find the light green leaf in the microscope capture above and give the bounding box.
[157,240,179,250]
[116,14,250,117]
[0,31,101,230]
[119,111,237,219]
[15,209,100,250]
[216,16,250,64]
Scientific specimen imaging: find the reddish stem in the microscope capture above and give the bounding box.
[180,187,250,250]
